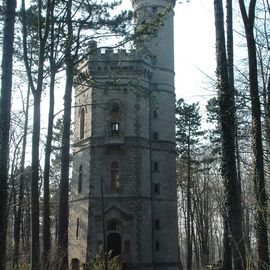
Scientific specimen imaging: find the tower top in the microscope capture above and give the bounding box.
[132,0,176,9]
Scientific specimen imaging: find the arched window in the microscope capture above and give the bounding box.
[80,107,85,139]
[111,103,120,135]
[76,218,80,239]
[71,258,80,270]
[78,165,82,193]
[111,162,120,190]
[97,67,102,74]
[107,220,122,257]
[111,103,119,114]
[153,108,158,119]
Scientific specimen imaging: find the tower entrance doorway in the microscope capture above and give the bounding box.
[107,233,121,258]
[71,258,80,270]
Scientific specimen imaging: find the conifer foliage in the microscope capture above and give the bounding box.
[176,98,203,270]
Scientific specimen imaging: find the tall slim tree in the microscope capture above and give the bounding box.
[13,87,30,269]
[214,0,246,269]
[238,0,269,269]
[42,1,56,268]
[0,0,17,269]
[21,0,52,268]
[57,0,73,268]
[227,0,244,268]
[176,98,202,270]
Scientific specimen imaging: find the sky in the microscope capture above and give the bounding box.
[174,0,216,106]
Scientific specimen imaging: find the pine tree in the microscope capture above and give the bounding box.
[0,0,17,269]
[176,98,203,270]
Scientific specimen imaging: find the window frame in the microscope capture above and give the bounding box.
[153,161,159,172]
[155,241,160,251]
[76,218,80,239]
[111,122,120,135]
[111,162,120,190]
[110,102,120,136]
[154,183,160,194]
[155,219,160,230]
[78,165,83,194]
[79,107,85,140]
[153,132,159,141]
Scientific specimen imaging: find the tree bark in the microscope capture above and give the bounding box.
[214,0,246,269]
[13,87,30,269]
[265,73,270,157]
[21,0,51,268]
[0,0,16,269]
[222,217,232,270]
[42,2,56,268]
[186,131,192,270]
[226,0,247,269]
[57,0,73,268]
[238,1,269,269]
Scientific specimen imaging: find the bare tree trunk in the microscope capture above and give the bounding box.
[23,175,31,260]
[21,0,51,267]
[31,91,42,270]
[265,73,270,157]
[226,0,246,268]
[42,81,53,268]
[13,87,30,269]
[238,1,269,269]
[222,217,232,270]
[43,2,56,268]
[191,211,199,269]
[0,0,16,269]
[186,132,192,270]
[214,0,246,269]
[57,0,73,268]
[202,174,209,267]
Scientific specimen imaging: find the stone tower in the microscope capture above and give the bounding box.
[69,0,179,269]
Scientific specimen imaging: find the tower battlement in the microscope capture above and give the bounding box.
[89,50,152,69]
[76,43,153,80]
[86,40,152,62]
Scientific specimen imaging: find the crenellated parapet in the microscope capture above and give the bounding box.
[88,50,152,77]
[75,43,153,86]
